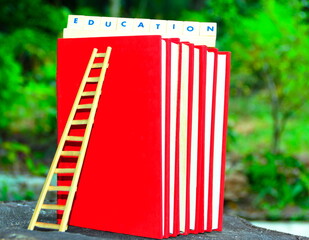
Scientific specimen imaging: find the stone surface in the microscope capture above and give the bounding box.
[0,201,307,240]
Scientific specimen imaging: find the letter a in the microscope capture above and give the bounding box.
[138,22,144,28]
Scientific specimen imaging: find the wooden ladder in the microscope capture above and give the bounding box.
[28,47,112,232]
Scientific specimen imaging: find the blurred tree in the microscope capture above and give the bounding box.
[0,0,69,171]
[0,0,68,34]
[110,0,121,17]
[228,0,309,154]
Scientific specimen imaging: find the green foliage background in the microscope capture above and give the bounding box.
[0,0,308,219]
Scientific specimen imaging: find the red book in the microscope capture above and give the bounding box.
[212,51,231,231]
[218,51,231,231]
[56,35,166,239]
[167,39,181,237]
[55,34,230,238]
[163,38,181,238]
[192,45,207,234]
[176,42,194,235]
[171,41,181,237]
[203,48,218,232]
[184,42,194,235]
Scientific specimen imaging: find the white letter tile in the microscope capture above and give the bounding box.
[182,21,200,36]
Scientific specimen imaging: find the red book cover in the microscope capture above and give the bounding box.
[170,44,179,238]
[184,42,194,235]
[166,39,181,238]
[203,48,218,232]
[214,51,231,231]
[187,45,203,235]
[194,45,207,234]
[56,35,165,239]
[176,42,194,236]
[163,38,171,239]
[163,38,180,238]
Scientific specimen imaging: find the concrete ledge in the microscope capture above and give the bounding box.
[0,201,307,240]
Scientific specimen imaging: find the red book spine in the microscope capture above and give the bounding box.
[172,43,182,237]
[195,45,207,233]
[217,52,231,231]
[184,43,194,235]
[206,48,218,232]
[163,38,171,238]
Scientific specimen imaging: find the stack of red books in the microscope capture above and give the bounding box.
[56,16,230,239]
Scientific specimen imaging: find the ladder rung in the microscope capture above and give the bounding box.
[61,151,80,156]
[54,168,76,174]
[77,104,93,109]
[35,222,60,230]
[48,186,71,191]
[96,53,106,57]
[81,91,96,96]
[87,77,99,83]
[92,63,103,68]
[41,204,66,210]
[71,120,88,125]
[66,136,84,141]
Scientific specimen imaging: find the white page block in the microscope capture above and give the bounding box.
[212,54,227,230]
[179,44,190,233]
[169,42,179,234]
[204,51,214,229]
[161,40,166,236]
[189,48,200,230]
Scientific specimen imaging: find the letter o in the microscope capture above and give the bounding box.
[187,26,194,32]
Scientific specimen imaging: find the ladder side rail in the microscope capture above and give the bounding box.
[59,47,112,231]
[28,48,99,230]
